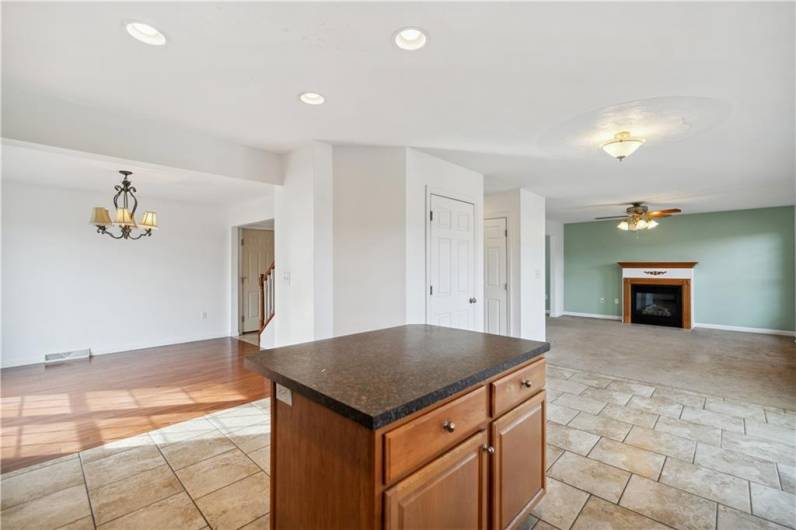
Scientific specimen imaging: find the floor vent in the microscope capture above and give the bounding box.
[44,348,91,364]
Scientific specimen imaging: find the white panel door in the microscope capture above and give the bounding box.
[484,218,508,335]
[428,194,476,330]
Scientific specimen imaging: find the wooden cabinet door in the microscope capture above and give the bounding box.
[491,391,546,530]
[384,431,488,530]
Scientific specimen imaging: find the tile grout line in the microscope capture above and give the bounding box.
[567,493,592,530]
[73,455,98,529]
[149,433,214,530]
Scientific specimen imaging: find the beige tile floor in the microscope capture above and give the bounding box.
[2,363,795,529]
[0,400,271,530]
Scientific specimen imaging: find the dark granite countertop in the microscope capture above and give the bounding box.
[244,324,549,430]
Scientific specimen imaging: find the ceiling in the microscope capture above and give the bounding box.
[2,2,794,222]
[1,141,275,205]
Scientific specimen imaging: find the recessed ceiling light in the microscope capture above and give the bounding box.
[394,27,427,51]
[125,22,167,46]
[299,92,325,105]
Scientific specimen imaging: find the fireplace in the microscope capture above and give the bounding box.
[631,283,683,327]
[618,261,697,329]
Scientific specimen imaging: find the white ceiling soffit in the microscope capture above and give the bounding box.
[2,2,794,222]
[1,140,276,205]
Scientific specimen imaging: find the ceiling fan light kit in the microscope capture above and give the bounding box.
[596,202,681,231]
[602,131,645,161]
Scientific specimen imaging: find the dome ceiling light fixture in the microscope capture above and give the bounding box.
[89,170,158,240]
[601,131,646,161]
[595,202,682,231]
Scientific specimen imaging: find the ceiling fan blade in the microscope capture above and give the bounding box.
[648,213,672,218]
[648,208,681,217]
[594,215,628,220]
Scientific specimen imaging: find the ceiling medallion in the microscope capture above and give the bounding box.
[89,170,158,240]
[601,131,645,161]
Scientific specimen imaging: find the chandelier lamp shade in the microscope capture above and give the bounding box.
[601,131,645,161]
[90,170,158,240]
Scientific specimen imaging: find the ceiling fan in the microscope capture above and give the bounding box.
[595,202,682,231]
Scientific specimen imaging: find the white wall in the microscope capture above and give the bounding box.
[332,146,407,336]
[273,143,333,347]
[312,143,334,340]
[406,149,485,329]
[1,180,231,367]
[545,219,565,317]
[484,189,546,341]
[519,189,546,341]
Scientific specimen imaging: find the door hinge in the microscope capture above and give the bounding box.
[430,285,433,295]
[505,229,508,237]
[504,283,508,291]
[240,238,244,246]
[429,211,434,222]
[241,315,245,322]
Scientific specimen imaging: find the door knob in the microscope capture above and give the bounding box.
[469,297,477,304]
[482,445,495,454]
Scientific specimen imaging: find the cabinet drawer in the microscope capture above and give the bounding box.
[491,358,545,417]
[384,386,488,483]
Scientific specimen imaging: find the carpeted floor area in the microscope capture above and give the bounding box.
[546,316,796,410]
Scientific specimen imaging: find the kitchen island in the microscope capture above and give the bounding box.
[245,324,549,530]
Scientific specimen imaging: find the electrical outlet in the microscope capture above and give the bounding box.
[614,298,619,305]
[202,311,207,320]
[600,297,606,304]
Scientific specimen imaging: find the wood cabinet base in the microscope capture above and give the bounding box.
[270,357,546,530]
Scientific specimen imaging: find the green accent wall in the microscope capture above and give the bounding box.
[564,206,795,331]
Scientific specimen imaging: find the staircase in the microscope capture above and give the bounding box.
[259,261,275,332]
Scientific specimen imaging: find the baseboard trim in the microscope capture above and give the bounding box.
[693,322,796,337]
[562,311,622,321]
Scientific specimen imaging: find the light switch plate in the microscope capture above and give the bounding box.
[276,383,292,406]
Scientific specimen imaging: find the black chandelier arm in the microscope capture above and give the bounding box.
[128,229,152,240]
[97,226,125,240]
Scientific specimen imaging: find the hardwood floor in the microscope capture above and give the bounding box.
[0,337,269,474]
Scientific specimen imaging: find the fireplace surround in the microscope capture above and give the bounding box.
[618,262,697,329]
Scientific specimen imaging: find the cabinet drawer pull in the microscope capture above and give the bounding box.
[482,444,495,454]
[521,379,533,389]
[442,420,456,433]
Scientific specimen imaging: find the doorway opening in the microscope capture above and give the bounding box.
[237,219,275,345]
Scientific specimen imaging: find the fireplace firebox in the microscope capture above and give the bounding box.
[630,284,683,328]
[619,262,697,329]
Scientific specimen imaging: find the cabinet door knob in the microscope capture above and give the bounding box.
[521,379,533,388]
[442,420,456,433]
[468,297,478,304]
[482,445,495,454]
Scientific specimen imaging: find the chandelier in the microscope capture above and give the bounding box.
[89,170,158,240]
